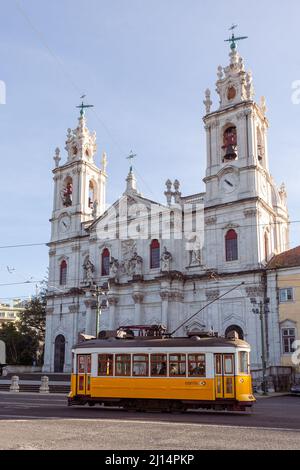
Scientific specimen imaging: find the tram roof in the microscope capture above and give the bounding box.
[73,336,250,350]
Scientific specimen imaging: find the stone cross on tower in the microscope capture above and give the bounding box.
[224,24,248,50]
[127,151,137,171]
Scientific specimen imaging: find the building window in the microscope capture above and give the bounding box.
[150,239,160,269]
[264,232,269,260]
[59,260,67,285]
[279,288,294,303]
[101,248,110,276]
[225,229,238,262]
[282,328,296,353]
[88,181,95,209]
[62,177,73,207]
[222,126,237,162]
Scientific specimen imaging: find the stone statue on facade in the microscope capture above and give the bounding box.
[83,258,95,285]
[131,252,143,276]
[161,247,172,272]
[109,257,120,281]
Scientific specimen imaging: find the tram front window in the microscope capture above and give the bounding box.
[239,351,249,374]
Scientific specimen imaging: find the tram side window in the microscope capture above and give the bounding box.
[188,354,206,377]
[98,354,114,376]
[133,355,149,376]
[169,354,186,376]
[238,351,249,374]
[151,354,167,376]
[115,354,131,376]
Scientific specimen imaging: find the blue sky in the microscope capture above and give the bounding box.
[1,0,300,302]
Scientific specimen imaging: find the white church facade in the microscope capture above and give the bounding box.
[43,43,289,373]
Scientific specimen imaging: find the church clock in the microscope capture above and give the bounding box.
[59,215,71,233]
[220,172,239,194]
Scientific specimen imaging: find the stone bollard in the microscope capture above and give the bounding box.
[39,376,50,394]
[10,375,20,393]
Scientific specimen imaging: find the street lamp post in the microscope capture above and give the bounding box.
[251,297,270,395]
[88,282,110,338]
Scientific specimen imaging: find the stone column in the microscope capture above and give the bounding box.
[132,293,144,325]
[108,296,119,330]
[160,291,170,330]
[84,297,95,336]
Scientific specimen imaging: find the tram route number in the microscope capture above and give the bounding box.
[105,454,195,467]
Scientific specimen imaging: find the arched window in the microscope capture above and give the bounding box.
[101,248,110,276]
[60,260,67,285]
[225,229,238,262]
[150,239,160,269]
[257,127,264,164]
[88,181,95,209]
[264,232,269,261]
[62,177,73,207]
[222,126,237,162]
[225,325,244,340]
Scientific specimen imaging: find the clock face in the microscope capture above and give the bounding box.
[220,172,239,194]
[59,215,71,233]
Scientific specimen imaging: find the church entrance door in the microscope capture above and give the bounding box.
[54,335,65,372]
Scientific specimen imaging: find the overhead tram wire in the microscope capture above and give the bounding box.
[168,282,246,337]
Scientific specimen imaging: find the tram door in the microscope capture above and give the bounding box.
[214,354,235,399]
[77,354,91,396]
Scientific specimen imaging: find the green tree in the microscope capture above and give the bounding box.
[0,322,38,365]
[17,293,47,366]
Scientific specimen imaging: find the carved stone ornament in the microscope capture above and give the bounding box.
[205,216,217,226]
[203,88,213,114]
[109,257,120,281]
[68,305,79,313]
[160,291,170,301]
[245,286,264,298]
[169,291,184,302]
[244,209,257,218]
[132,293,144,304]
[205,289,220,301]
[108,296,119,306]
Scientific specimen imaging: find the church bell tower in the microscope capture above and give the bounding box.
[202,29,289,266]
[50,105,107,242]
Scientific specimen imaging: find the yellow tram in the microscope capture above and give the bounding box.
[68,328,255,411]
